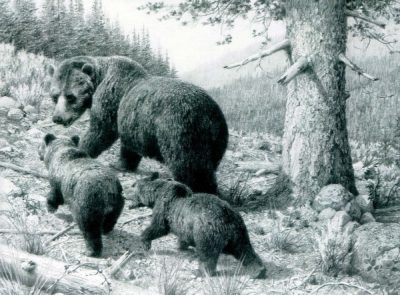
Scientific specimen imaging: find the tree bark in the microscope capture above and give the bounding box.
[283,0,357,204]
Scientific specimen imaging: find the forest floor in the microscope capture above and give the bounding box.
[0,100,396,295]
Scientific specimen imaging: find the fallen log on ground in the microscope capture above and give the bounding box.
[0,161,48,179]
[0,243,155,295]
[235,161,281,174]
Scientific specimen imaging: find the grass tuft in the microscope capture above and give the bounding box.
[157,257,188,295]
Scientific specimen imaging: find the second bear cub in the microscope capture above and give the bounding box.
[39,133,124,257]
[130,173,266,279]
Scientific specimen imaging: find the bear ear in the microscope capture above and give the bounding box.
[81,63,95,78]
[47,64,55,77]
[150,172,159,181]
[44,133,56,145]
[172,184,189,198]
[71,135,80,146]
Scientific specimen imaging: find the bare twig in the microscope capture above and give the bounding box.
[310,282,373,294]
[108,251,137,278]
[0,228,79,235]
[122,213,152,226]
[44,223,77,245]
[224,39,291,69]
[277,56,310,85]
[0,161,48,179]
[345,9,386,28]
[338,53,379,81]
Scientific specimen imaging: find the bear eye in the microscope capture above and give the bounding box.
[66,94,76,103]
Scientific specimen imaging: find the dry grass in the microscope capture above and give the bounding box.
[219,173,251,207]
[157,257,189,295]
[265,227,300,253]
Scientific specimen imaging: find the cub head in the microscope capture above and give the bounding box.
[130,173,191,209]
[38,133,80,162]
[48,59,96,127]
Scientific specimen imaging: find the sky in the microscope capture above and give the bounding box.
[98,0,286,74]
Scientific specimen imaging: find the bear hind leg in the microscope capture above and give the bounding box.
[76,214,103,257]
[227,242,266,279]
[172,165,218,194]
[102,203,124,234]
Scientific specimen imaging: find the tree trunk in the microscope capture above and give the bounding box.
[283,0,357,204]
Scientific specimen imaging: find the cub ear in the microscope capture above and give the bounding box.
[44,133,56,145]
[81,63,95,78]
[150,172,159,181]
[71,135,80,146]
[47,64,55,77]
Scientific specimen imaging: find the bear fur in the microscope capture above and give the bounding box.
[130,174,266,279]
[39,133,124,257]
[48,56,228,194]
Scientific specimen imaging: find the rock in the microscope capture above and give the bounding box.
[351,223,400,286]
[313,184,352,212]
[318,207,336,221]
[26,127,44,142]
[343,221,359,236]
[29,113,40,123]
[331,211,351,229]
[355,194,374,214]
[360,212,375,224]
[344,200,362,221]
[7,108,24,121]
[0,177,22,197]
[23,104,37,114]
[353,161,365,179]
[0,96,18,110]
[0,138,9,149]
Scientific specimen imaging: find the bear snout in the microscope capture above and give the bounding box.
[52,115,63,124]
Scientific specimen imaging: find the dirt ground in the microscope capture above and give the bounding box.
[0,104,388,295]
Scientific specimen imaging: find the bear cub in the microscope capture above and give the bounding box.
[39,133,124,257]
[130,173,266,279]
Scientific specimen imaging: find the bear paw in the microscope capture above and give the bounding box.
[46,203,58,213]
[141,239,151,251]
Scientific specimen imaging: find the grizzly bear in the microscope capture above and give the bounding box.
[39,133,124,257]
[48,56,228,194]
[130,174,266,279]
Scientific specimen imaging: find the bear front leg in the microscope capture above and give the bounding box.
[46,184,63,213]
[79,121,118,158]
[140,215,169,251]
[118,144,142,171]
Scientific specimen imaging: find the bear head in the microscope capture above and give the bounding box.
[130,173,191,209]
[38,133,80,163]
[48,59,96,127]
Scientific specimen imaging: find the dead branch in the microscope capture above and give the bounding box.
[0,243,155,295]
[0,228,80,235]
[277,56,310,85]
[108,251,137,278]
[44,223,77,245]
[0,161,48,179]
[338,54,379,81]
[223,39,291,69]
[122,213,152,226]
[235,161,281,174]
[345,9,386,29]
[310,282,373,294]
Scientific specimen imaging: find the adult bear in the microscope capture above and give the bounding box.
[48,56,228,194]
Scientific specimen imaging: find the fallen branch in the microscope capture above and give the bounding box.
[108,251,137,278]
[122,213,152,226]
[338,54,379,81]
[235,161,281,174]
[0,229,80,235]
[345,9,386,28]
[44,223,77,245]
[223,39,291,69]
[277,56,310,85]
[0,161,48,179]
[310,282,373,294]
[0,243,155,295]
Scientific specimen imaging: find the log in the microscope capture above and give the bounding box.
[0,161,48,179]
[223,39,291,69]
[235,161,281,174]
[0,229,80,235]
[374,206,400,223]
[0,243,155,295]
[44,223,77,245]
[277,56,310,85]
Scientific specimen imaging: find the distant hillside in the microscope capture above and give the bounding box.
[209,54,400,143]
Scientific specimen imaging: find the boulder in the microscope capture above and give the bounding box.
[318,207,336,221]
[331,211,351,229]
[26,127,44,142]
[360,212,375,224]
[344,200,362,221]
[0,96,18,110]
[23,104,37,114]
[0,177,22,197]
[351,223,400,287]
[7,108,24,121]
[355,194,374,214]
[313,184,352,212]
[0,138,9,149]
